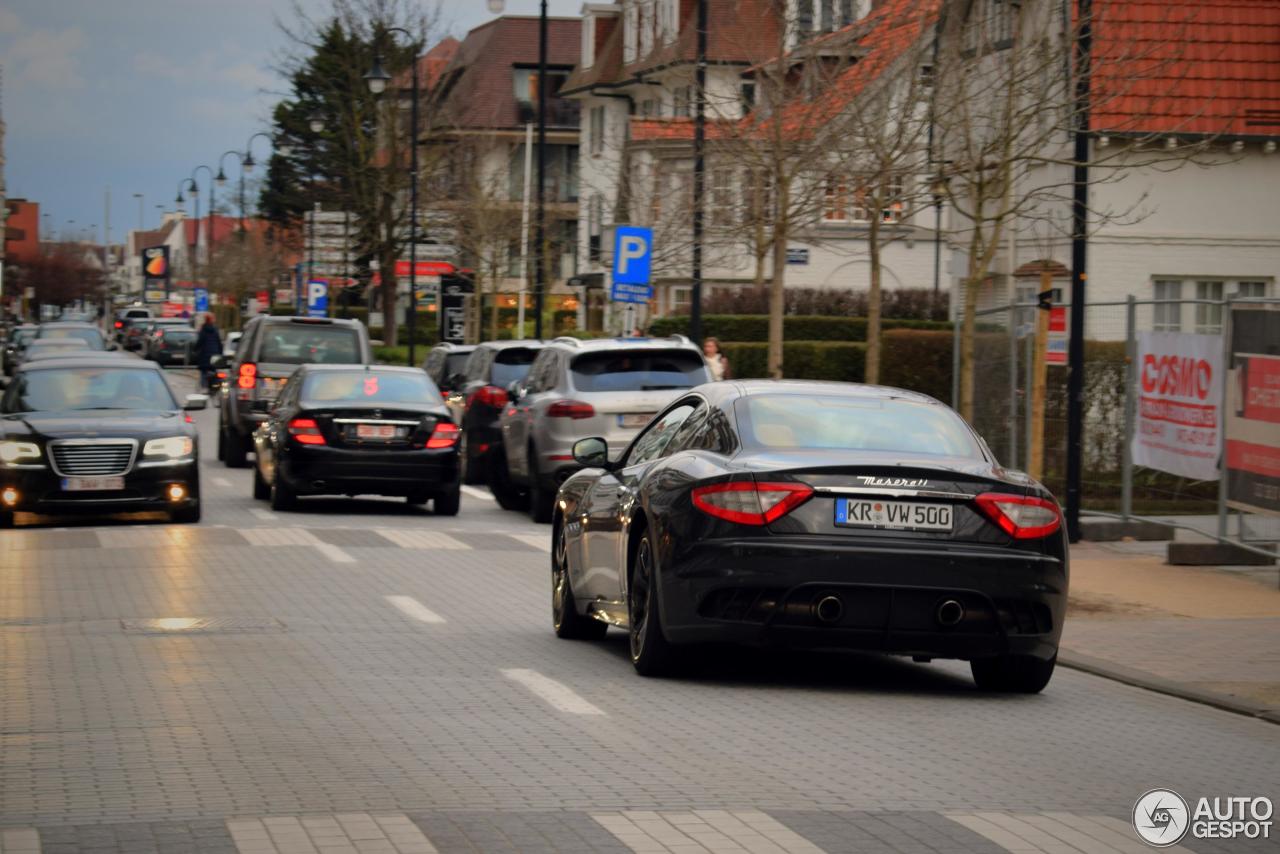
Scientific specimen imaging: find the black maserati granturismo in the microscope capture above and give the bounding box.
[551,380,1068,692]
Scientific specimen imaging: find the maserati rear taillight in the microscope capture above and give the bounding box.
[287,418,326,446]
[692,481,813,526]
[426,422,460,449]
[975,493,1061,539]
[547,400,595,419]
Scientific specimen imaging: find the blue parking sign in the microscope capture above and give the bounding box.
[193,288,209,313]
[611,226,653,303]
[306,280,329,318]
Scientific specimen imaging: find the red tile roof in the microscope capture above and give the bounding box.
[395,37,460,91]
[630,117,737,142]
[1092,0,1280,137]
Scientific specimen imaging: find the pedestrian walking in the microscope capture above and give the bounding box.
[702,336,730,381]
[195,313,223,392]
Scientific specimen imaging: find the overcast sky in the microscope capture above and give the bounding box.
[0,0,581,245]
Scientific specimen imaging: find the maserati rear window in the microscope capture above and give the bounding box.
[738,395,983,458]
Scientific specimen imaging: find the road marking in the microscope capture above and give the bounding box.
[593,810,824,853]
[501,668,604,716]
[461,485,494,501]
[250,508,279,522]
[0,827,41,853]
[227,813,438,853]
[385,595,446,624]
[377,529,471,550]
[213,477,232,488]
[315,543,354,563]
[241,527,322,548]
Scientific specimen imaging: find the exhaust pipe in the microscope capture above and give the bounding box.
[814,595,844,624]
[936,599,965,627]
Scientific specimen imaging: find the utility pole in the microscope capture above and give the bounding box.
[534,0,548,340]
[690,0,707,343]
[1065,0,1092,542]
[1029,271,1052,480]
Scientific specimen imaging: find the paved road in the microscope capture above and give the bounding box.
[1,370,1275,852]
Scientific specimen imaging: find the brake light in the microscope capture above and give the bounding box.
[216,370,227,380]
[237,362,257,390]
[426,421,460,449]
[974,493,1061,539]
[114,321,123,329]
[287,418,326,445]
[692,481,813,526]
[471,385,508,408]
[547,400,595,419]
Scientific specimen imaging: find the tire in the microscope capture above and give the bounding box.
[628,531,675,676]
[552,518,607,640]
[252,463,270,500]
[460,432,484,486]
[170,501,201,524]
[434,486,461,516]
[270,471,298,512]
[489,447,528,512]
[223,423,249,469]
[216,421,226,461]
[528,447,554,524]
[971,653,1057,693]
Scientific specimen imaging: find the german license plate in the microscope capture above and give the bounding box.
[618,413,654,429]
[356,424,400,440]
[836,498,953,531]
[61,477,125,492]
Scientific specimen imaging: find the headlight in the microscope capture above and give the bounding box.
[142,436,194,459]
[0,441,41,464]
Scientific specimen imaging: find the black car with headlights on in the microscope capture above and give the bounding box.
[251,365,461,514]
[551,380,1068,693]
[0,357,207,528]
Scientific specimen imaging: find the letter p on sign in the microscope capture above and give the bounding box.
[612,226,653,286]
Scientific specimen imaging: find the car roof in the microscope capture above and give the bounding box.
[252,315,364,328]
[546,335,699,353]
[295,363,427,376]
[476,339,544,351]
[17,354,154,371]
[39,322,100,330]
[723,379,942,406]
[27,338,90,347]
[432,342,475,352]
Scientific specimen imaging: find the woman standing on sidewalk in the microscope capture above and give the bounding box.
[703,337,731,381]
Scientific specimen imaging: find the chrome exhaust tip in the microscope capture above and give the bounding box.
[936,599,965,627]
[814,595,844,624]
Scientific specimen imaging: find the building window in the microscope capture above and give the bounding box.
[669,285,692,315]
[1235,280,1268,298]
[589,106,605,155]
[711,169,734,227]
[1195,280,1224,334]
[824,177,848,221]
[740,83,756,114]
[673,86,691,119]
[848,174,904,223]
[1153,280,1181,331]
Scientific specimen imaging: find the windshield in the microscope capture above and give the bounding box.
[161,330,196,341]
[570,349,709,393]
[38,327,105,349]
[3,367,177,413]
[301,370,437,405]
[491,348,540,388]
[737,394,983,458]
[259,324,361,365]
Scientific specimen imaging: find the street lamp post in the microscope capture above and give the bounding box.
[176,178,197,287]
[190,165,215,285]
[486,0,546,340]
[366,29,422,365]
[217,150,246,237]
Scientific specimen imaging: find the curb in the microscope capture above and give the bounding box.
[1059,651,1280,725]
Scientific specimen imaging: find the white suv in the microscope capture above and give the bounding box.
[497,335,710,522]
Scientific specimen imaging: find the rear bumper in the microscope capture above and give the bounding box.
[1,461,200,516]
[657,537,1067,661]
[280,447,459,497]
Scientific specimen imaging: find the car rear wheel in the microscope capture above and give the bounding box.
[552,519,607,640]
[971,653,1056,693]
[252,463,270,500]
[434,486,461,516]
[270,473,298,512]
[223,424,249,468]
[528,448,554,524]
[489,447,528,512]
[629,532,675,677]
[460,432,485,485]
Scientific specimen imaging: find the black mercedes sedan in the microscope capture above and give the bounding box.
[551,380,1068,693]
[251,365,461,514]
[0,357,206,528]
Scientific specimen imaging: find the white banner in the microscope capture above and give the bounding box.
[1132,331,1223,481]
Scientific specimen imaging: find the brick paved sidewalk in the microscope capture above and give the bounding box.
[1062,543,1280,720]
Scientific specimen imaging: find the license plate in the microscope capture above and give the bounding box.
[618,413,654,429]
[836,498,953,531]
[356,424,400,440]
[61,477,125,492]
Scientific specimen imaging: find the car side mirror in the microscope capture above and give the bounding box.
[572,437,610,469]
[250,399,271,414]
[183,394,209,411]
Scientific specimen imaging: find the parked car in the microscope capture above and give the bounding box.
[421,342,475,400]
[445,340,543,487]
[251,365,460,514]
[498,335,710,522]
[218,315,372,468]
[0,356,206,527]
[2,324,39,377]
[36,322,111,352]
[551,379,1067,691]
[147,327,197,366]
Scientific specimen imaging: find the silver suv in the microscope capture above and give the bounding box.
[498,335,710,522]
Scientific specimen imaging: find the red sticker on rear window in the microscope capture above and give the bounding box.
[363,377,379,397]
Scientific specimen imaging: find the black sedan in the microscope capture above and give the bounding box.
[252,365,461,514]
[0,357,207,527]
[551,380,1068,692]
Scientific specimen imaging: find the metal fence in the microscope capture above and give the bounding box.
[967,296,1280,554]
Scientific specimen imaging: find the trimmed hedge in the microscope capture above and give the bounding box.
[880,329,954,403]
[648,314,952,343]
[721,341,867,383]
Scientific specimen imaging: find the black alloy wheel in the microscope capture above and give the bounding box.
[552,519,607,640]
[628,532,674,676]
